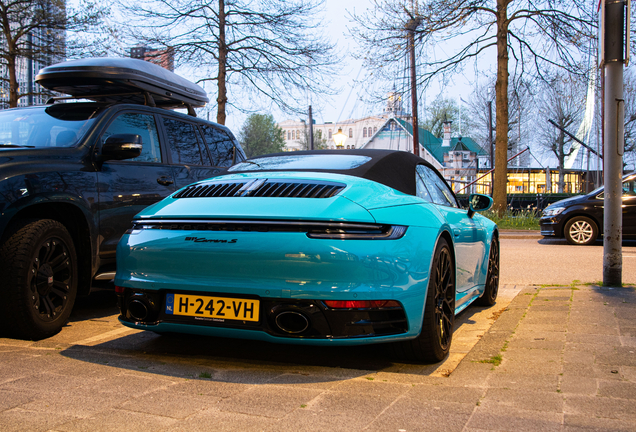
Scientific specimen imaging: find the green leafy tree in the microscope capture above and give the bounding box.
[421,96,471,138]
[238,114,285,158]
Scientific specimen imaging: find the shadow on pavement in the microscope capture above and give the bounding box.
[60,300,490,381]
[66,283,119,324]
[538,237,636,247]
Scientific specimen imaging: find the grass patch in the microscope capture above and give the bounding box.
[199,372,212,379]
[478,355,503,367]
[482,208,540,230]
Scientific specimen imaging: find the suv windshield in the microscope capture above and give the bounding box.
[0,104,101,149]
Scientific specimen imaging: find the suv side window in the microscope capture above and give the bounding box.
[417,165,458,207]
[201,125,236,167]
[102,113,162,163]
[163,118,210,166]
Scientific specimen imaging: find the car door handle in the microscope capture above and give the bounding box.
[453,229,461,237]
[157,176,174,186]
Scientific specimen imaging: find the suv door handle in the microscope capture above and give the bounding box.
[157,176,174,186]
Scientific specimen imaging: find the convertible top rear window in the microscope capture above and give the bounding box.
[229,154,372,172]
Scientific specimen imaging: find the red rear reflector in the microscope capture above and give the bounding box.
[324,300,399,309]
[115,286,125,294]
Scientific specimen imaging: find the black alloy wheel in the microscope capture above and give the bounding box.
[0,219,77,340]
[476,238,499,306]
[433,244,454,351]
[31,234,73,322]
[391,237,455,363]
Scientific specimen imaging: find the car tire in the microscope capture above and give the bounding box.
[0,219,78,340]
[476,237,499,306]
[564,216,598,246]
[391,237,455,363]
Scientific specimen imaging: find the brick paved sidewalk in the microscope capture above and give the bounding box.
[0,285,634,431]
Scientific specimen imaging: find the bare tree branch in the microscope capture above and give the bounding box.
[116,0,339,124]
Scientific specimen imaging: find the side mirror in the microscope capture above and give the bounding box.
[101,134,143,161]
[468,193,493,218]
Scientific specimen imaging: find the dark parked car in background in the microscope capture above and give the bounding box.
[540,173,636,245]
[0,58,245,340]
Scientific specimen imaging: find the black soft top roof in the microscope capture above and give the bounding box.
[231,149,439,196]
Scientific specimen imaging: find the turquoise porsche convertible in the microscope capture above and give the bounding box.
[115,150,499,362]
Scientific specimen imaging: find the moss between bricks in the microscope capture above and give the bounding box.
[472,285,577,369]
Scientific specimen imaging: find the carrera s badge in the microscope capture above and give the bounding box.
[185,237,237,244]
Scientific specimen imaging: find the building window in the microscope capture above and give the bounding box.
[363,127,367,138]
[287,131,291,140]
[349,128,353,138]
[297,130,300,140]
[373,127,377,134]
[328,129,332,139]
[292,130,295,140]
[317,130,322,139]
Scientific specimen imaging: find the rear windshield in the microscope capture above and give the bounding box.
[228,154,372,172]
[0,104,101,149]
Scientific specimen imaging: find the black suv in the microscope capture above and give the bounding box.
[540,173,636,245]
[0,58,246,339]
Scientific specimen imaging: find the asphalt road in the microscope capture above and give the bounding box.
[500,237,636,286]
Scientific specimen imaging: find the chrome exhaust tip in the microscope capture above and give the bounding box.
[275,310,310,334]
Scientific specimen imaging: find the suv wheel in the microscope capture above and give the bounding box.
[564,216,598,246]
[0,219,78,340]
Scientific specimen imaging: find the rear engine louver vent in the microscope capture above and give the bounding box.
[173,179,345,199]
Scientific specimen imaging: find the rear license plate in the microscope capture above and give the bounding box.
[165,293,259,322]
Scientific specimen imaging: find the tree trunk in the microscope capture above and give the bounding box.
[217,0,228,125]
[493,0,510,215]
[8,56,19,108]
[3,21,19,108]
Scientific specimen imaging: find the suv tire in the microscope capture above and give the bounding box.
[564,216,598,246]
[0,219,78,340]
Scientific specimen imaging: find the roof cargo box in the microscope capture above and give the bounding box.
[36,58,209,108]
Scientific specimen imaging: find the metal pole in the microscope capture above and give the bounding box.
[27,32,33,106]
[408,27,419,156]
[308,105,314,151]
[488,101,494,169]
[547,119,602,158]
[602,0,625,286]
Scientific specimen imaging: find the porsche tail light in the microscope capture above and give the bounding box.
[307,224,407,240]
[324,300,401,309]
[115,285,125,294]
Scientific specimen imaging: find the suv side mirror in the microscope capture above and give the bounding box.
[101,134,143,161]
[468,194,493,218]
